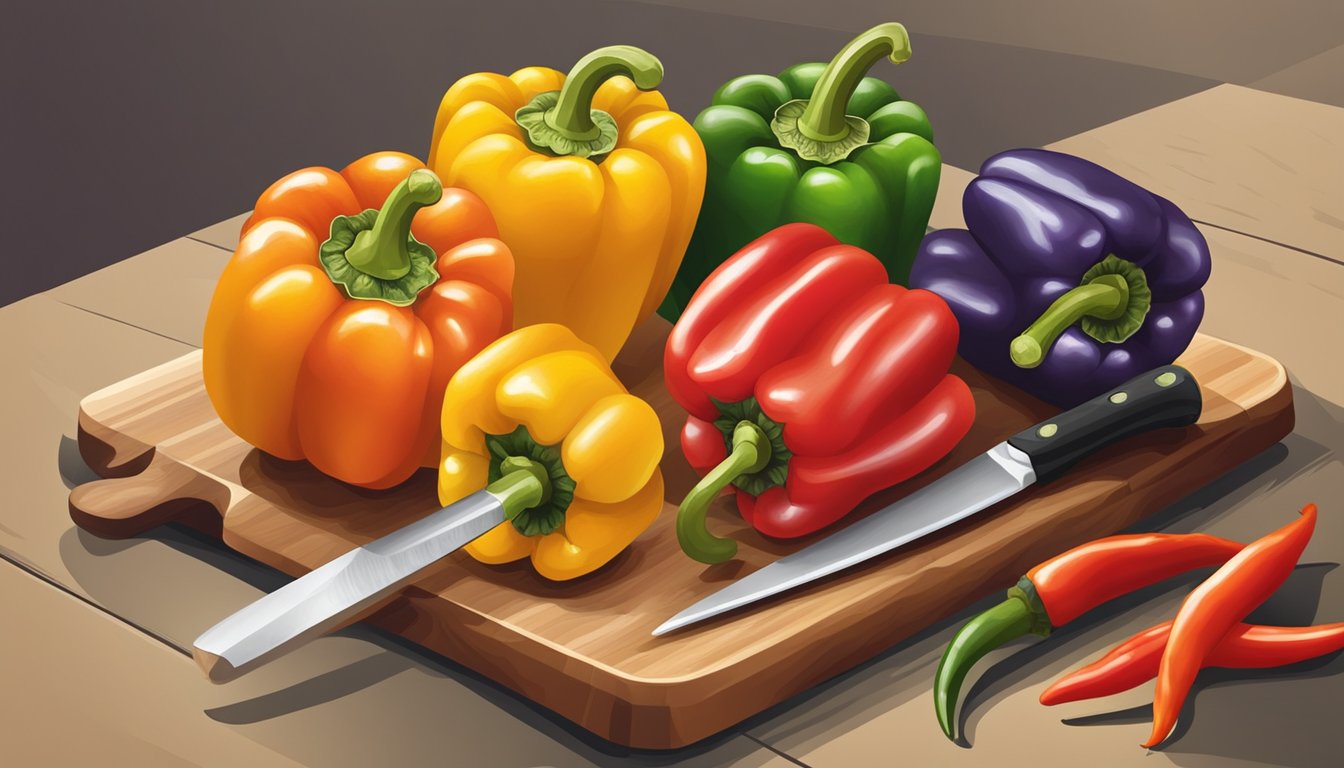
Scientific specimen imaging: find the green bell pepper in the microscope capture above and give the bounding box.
[659,22,941,320]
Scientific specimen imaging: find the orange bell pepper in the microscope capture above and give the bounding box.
[203,151,514,489]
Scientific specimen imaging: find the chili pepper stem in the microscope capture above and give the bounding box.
[798,22,911,142]
[676,421,771,564]
[934,595,1041,741]
[342,169,443,281]
[486,456,553,520]
[1011,275,1129,368]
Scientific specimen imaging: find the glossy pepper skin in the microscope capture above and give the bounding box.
[660,23,940,320]
[204,152,513,489]
[428,46,706,361]
[1147,504,1317,748]
[438,324,664,581]
[910,148,1212,408]
[666,223,973,563]
[1041,619,1344,706]
[932,532,1243,741]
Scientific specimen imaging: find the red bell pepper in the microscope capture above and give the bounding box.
[666,223,975,563]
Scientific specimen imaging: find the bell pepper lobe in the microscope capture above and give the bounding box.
[438,324,665,581]
[660,22,941,321]
[666,223,974,563]
[428,45,706,362]
[203,151,514,489]
[911,148,1212,407]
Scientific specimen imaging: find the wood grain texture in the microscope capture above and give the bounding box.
[68,317,1292,748]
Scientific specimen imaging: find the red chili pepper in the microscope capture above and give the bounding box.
[1145,503,1317,747]
[1041,619,1344,706]
[665,223,974,562]
[934,532,1242,740]
[1028,534,1246,627]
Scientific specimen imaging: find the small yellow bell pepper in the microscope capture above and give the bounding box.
[438,324,664,580]
[428,45,706,361]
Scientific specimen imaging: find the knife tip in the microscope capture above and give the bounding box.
[650,618,683,637]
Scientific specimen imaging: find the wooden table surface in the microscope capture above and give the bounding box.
[3,84,1342,767]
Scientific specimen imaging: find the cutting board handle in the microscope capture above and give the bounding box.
[69,450,231,538]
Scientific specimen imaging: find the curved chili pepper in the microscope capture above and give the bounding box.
[1145,504,1317,747]
[1041,619,1344,706]
[933,532,1242,740]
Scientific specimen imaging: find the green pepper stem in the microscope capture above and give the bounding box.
[486,456,552,520]
[545,45,663,141]
[1010,274,1130,368]
[798,22,911,142]
[343,169,442,281]
[934,597,1036,741]
[677,421,771,565]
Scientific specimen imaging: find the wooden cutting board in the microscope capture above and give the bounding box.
[68,317,1293,749]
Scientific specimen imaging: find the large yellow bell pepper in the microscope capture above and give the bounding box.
[438,324,664,580]
[428,45,706,362]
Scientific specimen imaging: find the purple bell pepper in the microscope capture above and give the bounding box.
[910,148,1211,407]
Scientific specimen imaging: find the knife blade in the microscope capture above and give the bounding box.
[193,489,504,682]
[653,364,1202,637]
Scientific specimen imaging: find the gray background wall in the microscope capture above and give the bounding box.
[3,0,1340,307]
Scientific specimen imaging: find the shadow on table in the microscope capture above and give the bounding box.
[959,560,1340,732]
[203,629,780,768]
[949,385,1344,767]
[743,384,1344,758]
[951,520,1335,744]
[59,517,778,767]
[57,434,100,489]
[1060,650,1344,768]
[55,467,776,767]
[53,385,1343,767]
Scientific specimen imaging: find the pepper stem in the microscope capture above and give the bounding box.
[547,45,663,140]
[677,421,771,564]
[799,23,911,142]
[934,596,1036,741]
[343,169,443,280]
[486,456,552,520]
[1010,275,1129,368]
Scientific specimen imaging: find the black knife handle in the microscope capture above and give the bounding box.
[1007,365,1202,484]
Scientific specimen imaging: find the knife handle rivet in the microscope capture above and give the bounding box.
[1109,391,1128,404]
[1037,423,1058,438]
[1155,371,1178,387]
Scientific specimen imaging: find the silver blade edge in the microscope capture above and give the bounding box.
[193,489,505,679]
[652,442,1036,636]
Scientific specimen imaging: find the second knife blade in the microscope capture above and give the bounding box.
[193,489,504,682]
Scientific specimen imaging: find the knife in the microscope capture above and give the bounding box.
[652,364,1202,637]
[192,467,545,682]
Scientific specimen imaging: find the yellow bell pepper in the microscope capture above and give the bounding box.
[438,324,664,580]
[428,45,706,362]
